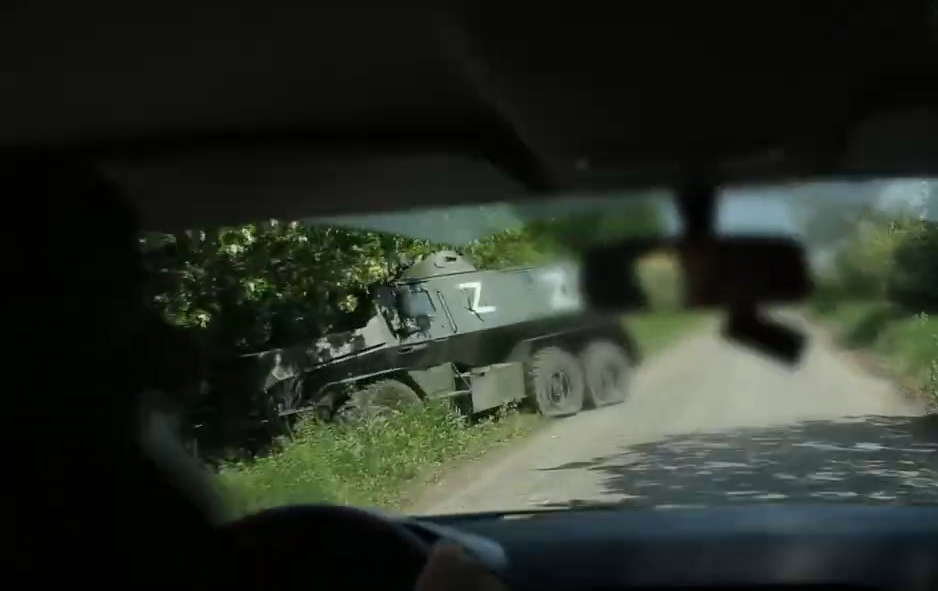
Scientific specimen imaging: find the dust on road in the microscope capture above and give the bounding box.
[416,318,938,514]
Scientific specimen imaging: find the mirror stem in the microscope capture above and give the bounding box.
[676,174,717,240]
[676,174,718,307]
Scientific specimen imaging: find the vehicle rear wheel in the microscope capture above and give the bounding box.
[334,379,421,422]
[580,340,632,408]
[525,346,585,417]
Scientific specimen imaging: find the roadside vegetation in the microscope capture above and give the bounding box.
[218,399,538,515]
[217,294,701,518]
[807,209,937,406]
[141,199,705,516]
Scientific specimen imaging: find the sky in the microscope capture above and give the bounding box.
[313,179,936,246]
[876,179,934,218]
[701,178,935,236]
[717,195,799,235]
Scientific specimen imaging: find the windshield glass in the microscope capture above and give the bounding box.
[141,180,938,519]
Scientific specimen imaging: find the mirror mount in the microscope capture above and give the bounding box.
[676,173,718,241]
[582,178,812,366]
[675,176,810,365]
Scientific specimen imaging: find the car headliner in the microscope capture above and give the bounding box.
[4,1,938,228]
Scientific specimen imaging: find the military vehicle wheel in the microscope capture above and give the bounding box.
[526,346,585,417]
[335,379,421,422]
[580,340,632,408]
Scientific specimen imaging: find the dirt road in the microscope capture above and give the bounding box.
[417,317,938,514]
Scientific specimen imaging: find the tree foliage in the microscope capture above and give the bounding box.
[820,210,937,312]
[887,219,938,312]
[525,201,666,255]
[144,202,667,356]
[142,222,447,354]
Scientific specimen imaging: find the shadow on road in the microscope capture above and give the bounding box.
[539,414,938,508]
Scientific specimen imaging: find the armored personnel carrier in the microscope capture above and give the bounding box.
[203,250,642,437]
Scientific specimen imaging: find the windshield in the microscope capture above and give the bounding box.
[141,180,938,519]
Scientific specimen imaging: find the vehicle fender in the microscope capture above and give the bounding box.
[305,367,424,400]
[504,321,642,365]
[576,322,643,365]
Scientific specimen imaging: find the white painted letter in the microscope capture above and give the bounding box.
[457,281,496,314]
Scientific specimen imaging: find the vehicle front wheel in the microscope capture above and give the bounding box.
[525,346,585,417]
[334,379,421,422]
[580,340,633,408]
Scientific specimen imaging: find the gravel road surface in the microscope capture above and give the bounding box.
[418,317,938,514]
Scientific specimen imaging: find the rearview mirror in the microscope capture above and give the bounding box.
[582,236,812,311]
[583,235,812,365]
[677,236,812,308]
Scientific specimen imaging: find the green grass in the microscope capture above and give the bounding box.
[218,402,539,517]
[813,300,938,400]
[624,310,711,355]
[216,311,707,518]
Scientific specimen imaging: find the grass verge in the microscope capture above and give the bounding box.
[624,310,711,355]
[811,300,938,407]
[217,311,707,518]
[218,402,539,517]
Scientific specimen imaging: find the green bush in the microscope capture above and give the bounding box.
[828,215,906,300]
[887,221,938,312]
[927,324,938,402]
[812,210,937,398]
[820,214,936,315]
[811,289,841,315]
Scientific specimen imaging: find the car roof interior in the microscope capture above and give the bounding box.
[4,1,938,229]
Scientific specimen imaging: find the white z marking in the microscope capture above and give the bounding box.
[457,281,496,314]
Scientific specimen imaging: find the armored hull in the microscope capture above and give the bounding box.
[244,251,641,422]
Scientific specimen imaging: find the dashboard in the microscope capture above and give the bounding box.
[408,505,938,591]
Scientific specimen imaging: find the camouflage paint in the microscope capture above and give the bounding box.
[220,250,637,422]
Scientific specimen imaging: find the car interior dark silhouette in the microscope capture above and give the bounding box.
[8,1,938,588]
